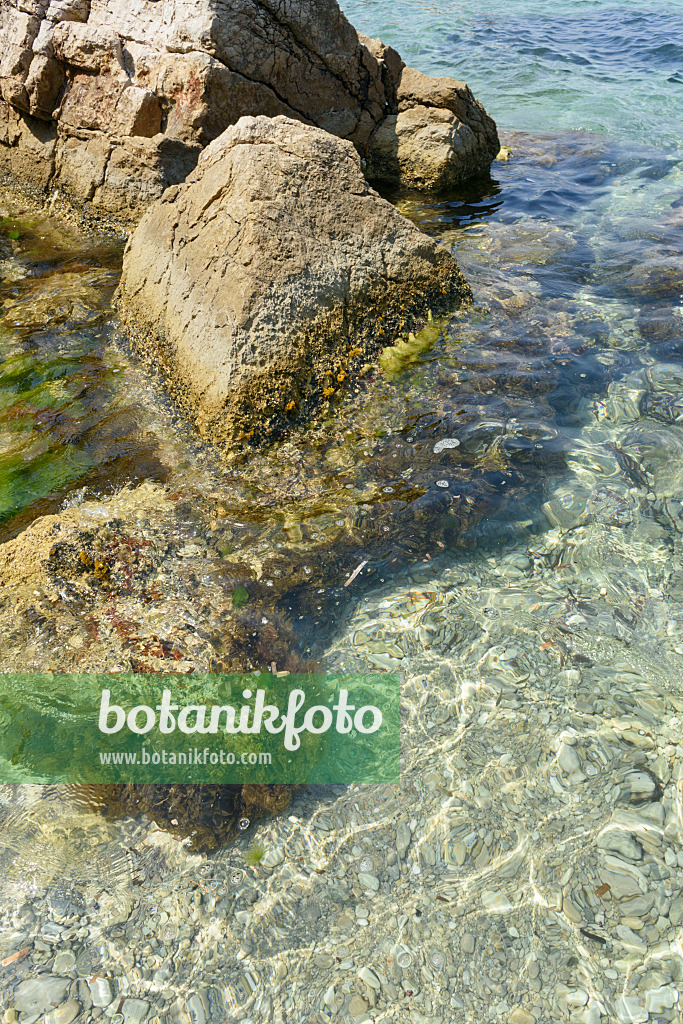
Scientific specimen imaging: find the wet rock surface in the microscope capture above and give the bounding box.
[0,0,498,220]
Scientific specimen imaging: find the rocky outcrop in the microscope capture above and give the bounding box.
[117,115,471,447]
[0,0,498,220]
[366,65,500,188]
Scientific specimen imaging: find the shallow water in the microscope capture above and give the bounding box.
[1,2,683,1022]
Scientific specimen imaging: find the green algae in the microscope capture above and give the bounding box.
[231,583,250,608]
[378,314,452,380]
[245,842,266,865]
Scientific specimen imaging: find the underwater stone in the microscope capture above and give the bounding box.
[396,820,412,859]
[644,986,678,1012]
[117,115,470,448]
[615,995,648,1023]
[558,742,581,773]
[88,978,113,1007]
[358,871,380,890]
[13,976,70,1016]
[121,998,149,1024]
[44,1001,81,1024]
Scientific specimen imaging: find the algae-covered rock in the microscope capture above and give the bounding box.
[74,783,294,851]
[117,115,471,448]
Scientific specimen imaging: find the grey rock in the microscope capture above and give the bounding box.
[615,995,649,1023]
[13,976,70,1016]
[261,845,285,868]
[52,950,77,973]
[122,997,149,1024]
[358,872,380,891]
[44,1000,81,1024]
[668,896,683,926]
[88,977,113,1007]
[396,821,412,859]
[597,828,643,861]
[645,986,677,1012]
[185,992,209,1024]
[358,966,381,990]
[558,742,581,773]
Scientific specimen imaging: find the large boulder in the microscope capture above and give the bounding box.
[0,0,498,220]
[116,115,470,447]
[365,65,500,188]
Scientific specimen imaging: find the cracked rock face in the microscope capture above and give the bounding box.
[116,115,471,448]
[0,0,498,219]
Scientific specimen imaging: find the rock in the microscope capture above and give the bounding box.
[261,845,285,868]
[452,840,467,866]
[185,992,209,1024]
[645,987,677,1012]
[461,932,475,953]
[358,872,380,891]
[616,925,647,952]
[117,115,469,448]
[44,1001,81,1024]
[600,856,648,899]
[121,998,149,1024]
[597,828,643,861]
[396,820,412,859]
[358,966,381,990]
[365,64,499,188]
[12,976,70,1016]
[558,742,581,773]
[0,0,498,220]
[615,995,648,1023]
[88,977,113,1008]
[50,21,125,73]
[357,32,404,110]
[23,54,64,118]
[349,995,368,1016]
[565,990,589,1007]
[509,1011,535,1024]
[481,891,513,912]
[52,950,77,973]
[621,894,655,917]
[669,895,683,926]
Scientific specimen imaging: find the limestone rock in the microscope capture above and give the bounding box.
[50,21,125,73]
[0,0,498,219]
[117,115,470,448]
[357,31,404,112]
[365,65,499,188]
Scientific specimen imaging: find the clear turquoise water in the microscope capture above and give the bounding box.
[343,0,683,151]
